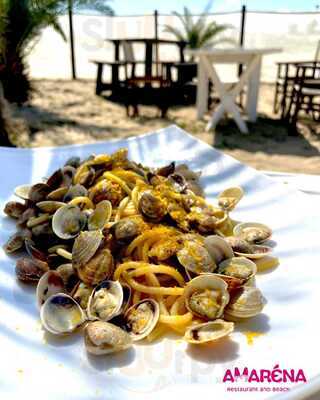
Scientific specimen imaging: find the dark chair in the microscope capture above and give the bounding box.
[285,63,320,134]
[90,60,128,96]
[91,41,171,98]
[274,41,320,117]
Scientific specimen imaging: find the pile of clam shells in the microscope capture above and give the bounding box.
[3,151,275,354]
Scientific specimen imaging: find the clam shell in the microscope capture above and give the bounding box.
[225,236,271,259]
[218,186,244,211]
[138,191,167,222]
[47,187,68,201]
[217,257,257,281]
[120,283,132,313]
[167,173,187,193]
[25,238,47,262]
[4,231,27,253]
[87,280,123,321]
[46,169,63,189]
[233,222,272,244]
[72,230,103,268]
[224,286,266,321]
[124,299,160,341]
[84,321,132,355]
[235,245,272,259]
[63,184,88,202]
[14,184,31,200]
[36,201,65,213]
[184,319,234,344]
[204,235,234,264]
[112,218,139,242]
[65,156,81,169]
[61,166,76,187]
[72,282,93,309]
[40,293,86,335]
[56,263,78,292]
[76,246,114,286]
[4,201,27,219]
[16,257,49,283]
[36,271,65,309]
[72,230,114,286]
[52,204,87,239]
[88,200,112,231]
[177,241,216,274]
[184,274,230,320]
[29,183,51,203]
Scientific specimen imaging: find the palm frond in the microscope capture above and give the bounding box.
[164,5,233,50]
[172,9,194,37]
[163,24,185,41]
[198,23,233,48]
[0,0,113,103]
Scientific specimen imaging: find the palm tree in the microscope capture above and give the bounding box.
[0,0,113,104]
[0,83,16,146]
[163,6,234,52]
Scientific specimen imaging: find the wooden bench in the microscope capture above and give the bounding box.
[90,60,129,96]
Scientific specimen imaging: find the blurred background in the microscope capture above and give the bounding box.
[1,0,320,176]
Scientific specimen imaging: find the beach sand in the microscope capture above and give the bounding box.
[10,79,320,174]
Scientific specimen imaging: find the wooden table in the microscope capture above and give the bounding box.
[106,38,187,79]
[188,48,282,133]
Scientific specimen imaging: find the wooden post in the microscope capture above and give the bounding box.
[238,5,246,76]
[68,0,76,80]
[154,10,159,76]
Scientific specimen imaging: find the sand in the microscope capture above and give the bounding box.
[10,79,320,175]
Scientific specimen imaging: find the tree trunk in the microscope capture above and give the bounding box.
[0,84,16,147]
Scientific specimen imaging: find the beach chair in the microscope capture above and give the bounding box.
[285,63,320,134]
[274,40,320,117]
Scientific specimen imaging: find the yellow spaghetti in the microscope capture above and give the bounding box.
[4,148,278,352]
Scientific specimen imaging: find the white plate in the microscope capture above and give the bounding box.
[1,125,319,400]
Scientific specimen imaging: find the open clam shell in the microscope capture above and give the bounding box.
[87,280,123,321]
[184,319,234,344]
[217,257,257,282]
[235,245,272,259]
[124,299,160,341]
[224,286,266,321]
[84,321,132,355]
[14,184,32,200]
[177,240,216,274]
[218,186,244,211]
[72,282,93,309]
[184,274,230,320]
[52,204,87,240]
[120,283,132,313]
[233,222,272,244]
[36,271,65,309]
[204,235,234,264]
[225,236,272,259]
[88,200,112,231]
[40,293,86,335]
